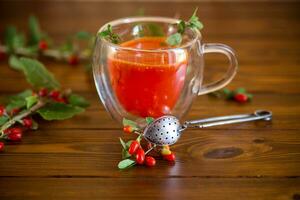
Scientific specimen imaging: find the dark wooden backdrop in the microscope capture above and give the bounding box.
[0,1,300,200]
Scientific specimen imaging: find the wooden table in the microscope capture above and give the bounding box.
[0,1,300,199]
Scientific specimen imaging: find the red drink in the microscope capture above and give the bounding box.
[108,37,187,118]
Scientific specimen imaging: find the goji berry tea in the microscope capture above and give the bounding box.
[93,17,238,124]
[108,37,188,118]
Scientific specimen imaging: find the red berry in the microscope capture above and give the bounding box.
[5,127,23,141]
[49,90,60,99]
[8,132,22,141]
[234,93,248,103]
[38,40,48,50]
[22,118,32,128]
[123,125,133,134]
[0,142,4,152]
[8,127,22,135]
[0,51,6,61]
[68,55,79,65]
[135,148,145,164]
[10,108,20,116]
[128,140,139,155]
[55,97,67,103]
[163,152,176,162]
[0,105,5,116]
[145,156,156,167]
[38,88,48,97]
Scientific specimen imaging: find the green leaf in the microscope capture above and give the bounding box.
[4,26,17,52]
[118,159,136,170]
[122,118,138,129]
[75,31,92,40]
[177,21,186,34]
[18,57,60,89]
[10,90,33,100]
[37,103,85,120]
[25,95,38,109]
[121,139,133,159]
[9,55,24,71]
[189,7,199,21]
[247,93,253,100]
[0,116,9,126]
[136,134,143,143]
[122,149,131,159]
[107,24,113,33]
[126,140,133,149]
[98,30,110,37]
[6,90,33,112]
[235,88,246,94]
[14,33,25,48]
[23,46,39,54]
[6,99,25,112]
[189,20,204,30]
[67,94,89,108]
[187,8,203,30]
[166,33,182,46]
[59,38,74,53]
[98,24,120,44]
[28,15,42,45]
[223,88,234,99]
[148,23,164,36]
[4,26,25,52]
[145,117,154,124]
[119,138,127,149]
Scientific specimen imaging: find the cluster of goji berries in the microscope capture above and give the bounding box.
[0,105,33,151]
[37,40,80,66]
[39,88,68,104]
[0,88,68,152]
[122,125,176,168]
[212,88,253,103]
[127,140,156,167]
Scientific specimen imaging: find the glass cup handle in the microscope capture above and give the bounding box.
[198,43,238,95]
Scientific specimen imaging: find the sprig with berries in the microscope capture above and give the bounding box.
[118,118,176,170]
[210,88,253,103]
[0,57,89,152]
[0,16,94,67]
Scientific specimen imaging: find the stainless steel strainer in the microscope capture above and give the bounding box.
[143,110,272,146]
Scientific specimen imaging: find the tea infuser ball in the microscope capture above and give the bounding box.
[143,110,272,146]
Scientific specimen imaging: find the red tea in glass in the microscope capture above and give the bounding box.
[93,17,238,124]
[108,37,188,117]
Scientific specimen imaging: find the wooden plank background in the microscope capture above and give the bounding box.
[0,1,300,200]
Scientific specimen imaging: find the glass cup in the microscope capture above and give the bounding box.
[92,17,238,125]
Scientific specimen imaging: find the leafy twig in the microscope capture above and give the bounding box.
[98,24,120,44]
[0,100,45,137]
[1,16,94,66]
[166,8,204,46]
[0,57,89,151]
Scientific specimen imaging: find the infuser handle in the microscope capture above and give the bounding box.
[185,110,272,128]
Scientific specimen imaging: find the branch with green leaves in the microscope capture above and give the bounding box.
[166,8,203,46]
[98,8,203,47]
[0,16,94,67]
[209,88,253,103]
[0,57,89,152]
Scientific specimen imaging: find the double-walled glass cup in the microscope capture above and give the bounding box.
[93,17,238,125]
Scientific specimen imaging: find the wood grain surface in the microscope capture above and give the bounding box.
[0,1,300,200]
